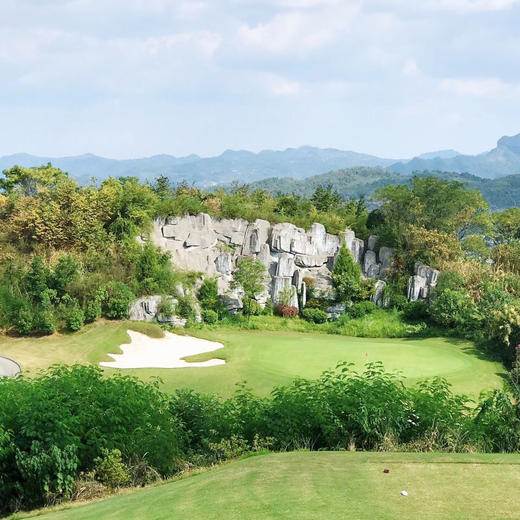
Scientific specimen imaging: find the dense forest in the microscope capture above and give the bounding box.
[250,167,520,210]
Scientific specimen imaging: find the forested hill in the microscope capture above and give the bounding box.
[250,168,520,210]
[388,133,520,179]
[0,147,397,187]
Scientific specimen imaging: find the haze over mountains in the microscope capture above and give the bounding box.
[1,133,519,186]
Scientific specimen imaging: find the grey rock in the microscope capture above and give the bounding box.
[350,238,365,264]
[128,295,162,321]
[276,252,295,277]
[326,303,346,319]
[407,275,427,302]
[215,252,233,275]
[363,250,380,279]
[368,235,379,251]
[294,254,329,268]
[415,262,439,286]
[379,247,394,269]
[371,280,386,307]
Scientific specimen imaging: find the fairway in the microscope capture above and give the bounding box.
[15,452,520,520]
[0,320,505,398]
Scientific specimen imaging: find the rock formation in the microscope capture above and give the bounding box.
[407,262,440,301]
[147,214,396,312]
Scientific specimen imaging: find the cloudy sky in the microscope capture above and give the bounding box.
[0,0,519,159]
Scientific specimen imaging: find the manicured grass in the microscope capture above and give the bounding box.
[0,320,504,398]
[14,452,520,520]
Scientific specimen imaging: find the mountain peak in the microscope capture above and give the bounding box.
[497,133,520,155]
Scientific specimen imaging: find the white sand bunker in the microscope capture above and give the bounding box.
[100,330,225,369]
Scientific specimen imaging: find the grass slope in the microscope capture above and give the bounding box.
[0,321,504,398]
[15,452,520,520]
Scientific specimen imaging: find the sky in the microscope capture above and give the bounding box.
[0,0,520,159]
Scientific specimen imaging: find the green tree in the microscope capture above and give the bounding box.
[331,245,363,304]
[232,258,266,315]
[0,164,69,196]
[310,185,343,212]
[493,208,520,243]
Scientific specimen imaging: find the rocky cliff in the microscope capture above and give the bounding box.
[146,213,397,311]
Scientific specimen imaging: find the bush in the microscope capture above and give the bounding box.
[275,305,299,318]
[100,282,135,320]
[430,289,477,329]
[387,293,408,310]
[403,300,429,321]
[13,305,34,335]
[301,308,328,324]
[93,448,131,489]
[84,299,102,324]
[64,305,85,332]
[201,309,218,324]
[34,307,56,335]
[243,299,262,316]
[331,245,363,304]
[177,296,196,320]
[349,301,377,318]
[261,300,274,316]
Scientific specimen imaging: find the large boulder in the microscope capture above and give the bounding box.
[371,280,386,307]
[379,247,394,269]
[363,250,380,279]
[128,295,162,321]
[276,252,295,277]
[294,254,329,268]
[215,252,233,275]
[407,275,427,302]
[242,219,271,255]
[415,262,439,286]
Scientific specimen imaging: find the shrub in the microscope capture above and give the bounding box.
[93,448,131,489]
[301,308,328,324]
[331,245,363,304]
[275,305,299,318]
[430,289,477,328]
[13,305,34,335]
[34,307,56,335]
[243,299,262,316]
[262,300,274,316]
[100,282,135,320]
[64,305,85,332]
[349,301,377,318]
[201,309,218,324]
[84,299,102,324]
[403,300,429,321]
[436,271,466,294]
[177,296,196,320]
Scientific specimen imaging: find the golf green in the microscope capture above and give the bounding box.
[14,452,520,520]
[0,320,504,398]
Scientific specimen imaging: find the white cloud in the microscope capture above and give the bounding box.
[402,58,420,77]
[237,4,360,53]
[264,75,302,96]
[440,77,520,97]
[432,0,519,11]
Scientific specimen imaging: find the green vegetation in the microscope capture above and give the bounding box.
[1,363,519,515]
[0,320,505,398]
[15,452,520,520]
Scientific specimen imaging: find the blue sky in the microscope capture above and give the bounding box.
[0,0,519,159]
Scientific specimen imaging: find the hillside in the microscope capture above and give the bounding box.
[250,168,520,210]
[19,452,520,520]
[1,132,519,186]
[389,133,520,179]
[0,147,396,187]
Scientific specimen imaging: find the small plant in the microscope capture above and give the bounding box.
[349,301,377,318]
[64,305,85,332]
[177,295,196,320]
[243,298,262,316]
[201,309,218,324]
[93,449,131,489]
[402,300,429,321]
[301,308,328,324]
[275,305,299,318]
[158,297,175,317]
[84,299,102,324]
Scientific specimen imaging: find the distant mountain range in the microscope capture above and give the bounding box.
[250,168,520,211]
[1,133,519,185]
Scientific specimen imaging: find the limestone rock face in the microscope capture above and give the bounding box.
[128,296,186,326]
[368,235,379,251]
[371,280,386,307]
[363,250,380,279]
[215,252,233,275]
[147,213,398,314]
[407,262,440,301]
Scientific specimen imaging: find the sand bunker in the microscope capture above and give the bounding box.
[0,356,21,378]
[100,330,225,369]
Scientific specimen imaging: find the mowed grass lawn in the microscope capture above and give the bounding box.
[0,320,505,398]
[14,452,520,520]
